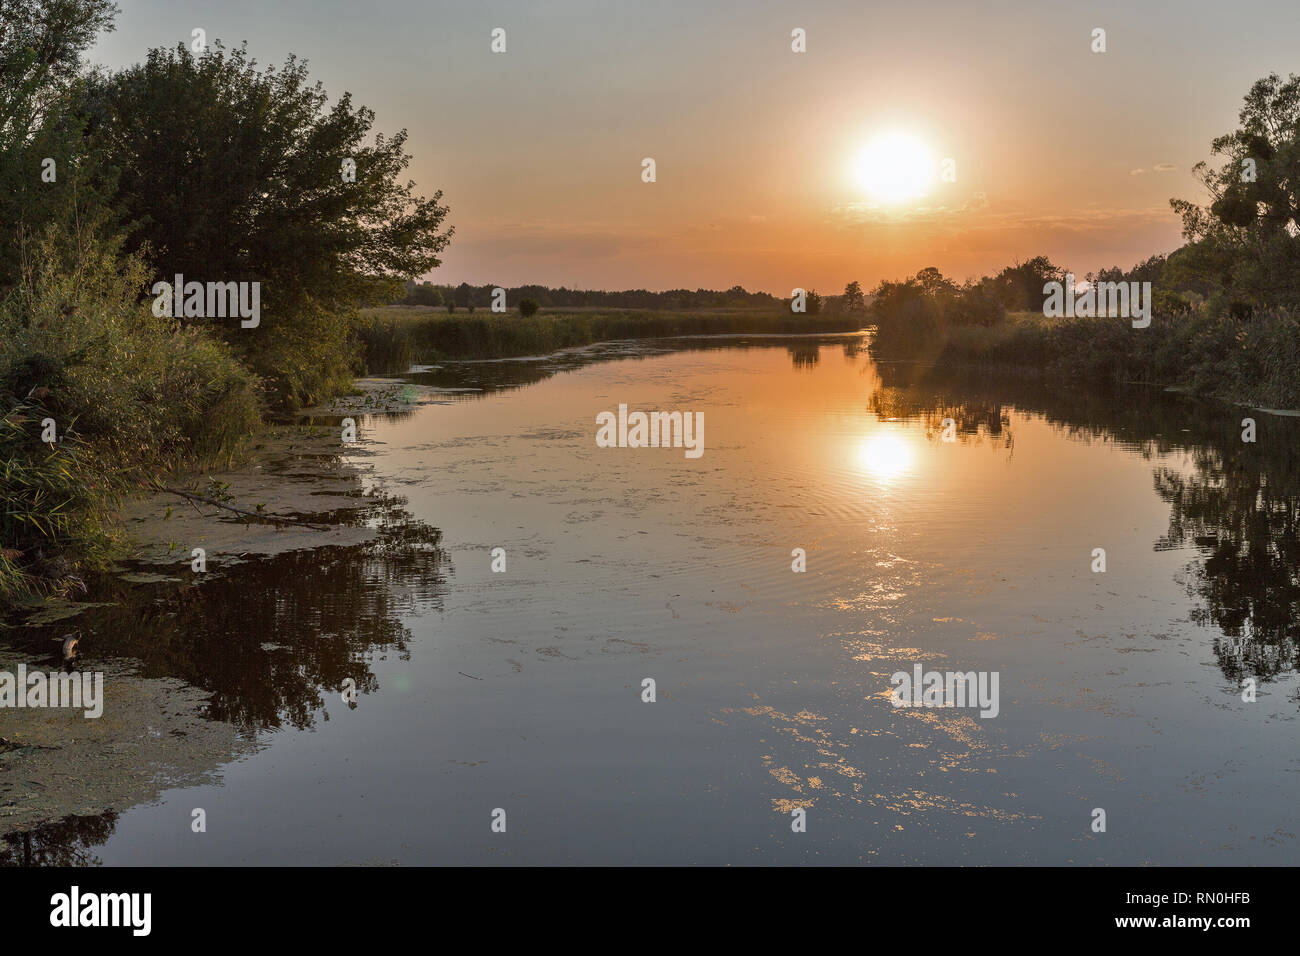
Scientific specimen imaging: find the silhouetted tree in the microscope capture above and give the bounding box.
[1171,72,1300,312]
[843,280,865,313]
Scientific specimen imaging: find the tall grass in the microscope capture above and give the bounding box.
[353,306,864,372]
[871,305,1300,409]
[1,228,262,604]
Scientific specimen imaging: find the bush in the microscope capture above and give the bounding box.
[869,269,1007,362]
[946,286,1006,328]
[519,298,539,317]
[1,226,262,602]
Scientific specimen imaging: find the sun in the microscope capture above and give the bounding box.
[857,431,915,481]
[851,131,936,205]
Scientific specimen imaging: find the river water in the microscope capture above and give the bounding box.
[5,334,1298,865]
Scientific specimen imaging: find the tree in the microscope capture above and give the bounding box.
[79,42,454,407]
[992,256,1066,311]
[0,0,120,289]
[842,280,865,313]
[1171,72,1300,312]
[407,282,441,307]
[519,298,539,317]
[0,0,117,143]
[914,266,956,297]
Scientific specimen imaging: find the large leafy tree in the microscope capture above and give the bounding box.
[0,0,116,143]
[0,0,119,289]
[81,42,454,407]
[990,256,1065,311]
[1171,72,1300,312]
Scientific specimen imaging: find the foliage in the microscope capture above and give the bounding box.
[1170,72,1300,312]
[842,280,865,313]
[404,281,442,307]
[869,267,1007,359]
[0,0,117,141]
[352,306,863,372]
[0,0,120,290]
[79,41,453,408]
[1,226,261,601]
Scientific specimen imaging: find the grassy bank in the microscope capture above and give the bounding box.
[3,289,862,611]
[872,309,1300,410]
[352,306,865,372]
[1,233,263,609]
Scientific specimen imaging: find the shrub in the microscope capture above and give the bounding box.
[519,298,539,317]
[946,286,1006,328]
[1,226,261,602]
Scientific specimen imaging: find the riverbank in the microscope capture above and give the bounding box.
[870,309,1300,411]
[5,337,1300,863]
[3,308,862,610]
[0,377,449,839]
[353,306,864,372]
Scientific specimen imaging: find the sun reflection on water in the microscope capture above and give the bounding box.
[858,430,916,481]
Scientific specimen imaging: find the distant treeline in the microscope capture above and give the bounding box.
[399,281,781,311]
[400,252,1176,317]
[864,73,1300,407]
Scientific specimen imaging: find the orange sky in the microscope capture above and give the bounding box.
[92,0,1300,293]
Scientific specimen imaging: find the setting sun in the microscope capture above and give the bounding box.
[851,132,936,205]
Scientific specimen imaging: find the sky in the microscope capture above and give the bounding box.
[89,0,1300,294]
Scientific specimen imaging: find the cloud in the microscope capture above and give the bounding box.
[1130,168,1146,175]
[829,192,990,225]
[1153,163,1177,172]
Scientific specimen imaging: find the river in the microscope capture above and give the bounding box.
[4,334,1297,865]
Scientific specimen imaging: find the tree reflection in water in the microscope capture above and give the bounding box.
[874,363,1300,690]
[2,496,451,864]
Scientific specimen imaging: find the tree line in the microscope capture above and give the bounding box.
[857,71,1300,332]
[399,281,781,312]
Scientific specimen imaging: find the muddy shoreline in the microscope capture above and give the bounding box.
[1,377,434,843]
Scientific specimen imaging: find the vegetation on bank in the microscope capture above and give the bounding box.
[1,229,262,600]
[868,72,1300,408]
[352,307,865,372]
[1,0,450,605]
[880,309,1300,410]
[2,2,1296,611]
[397,280,784,312]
